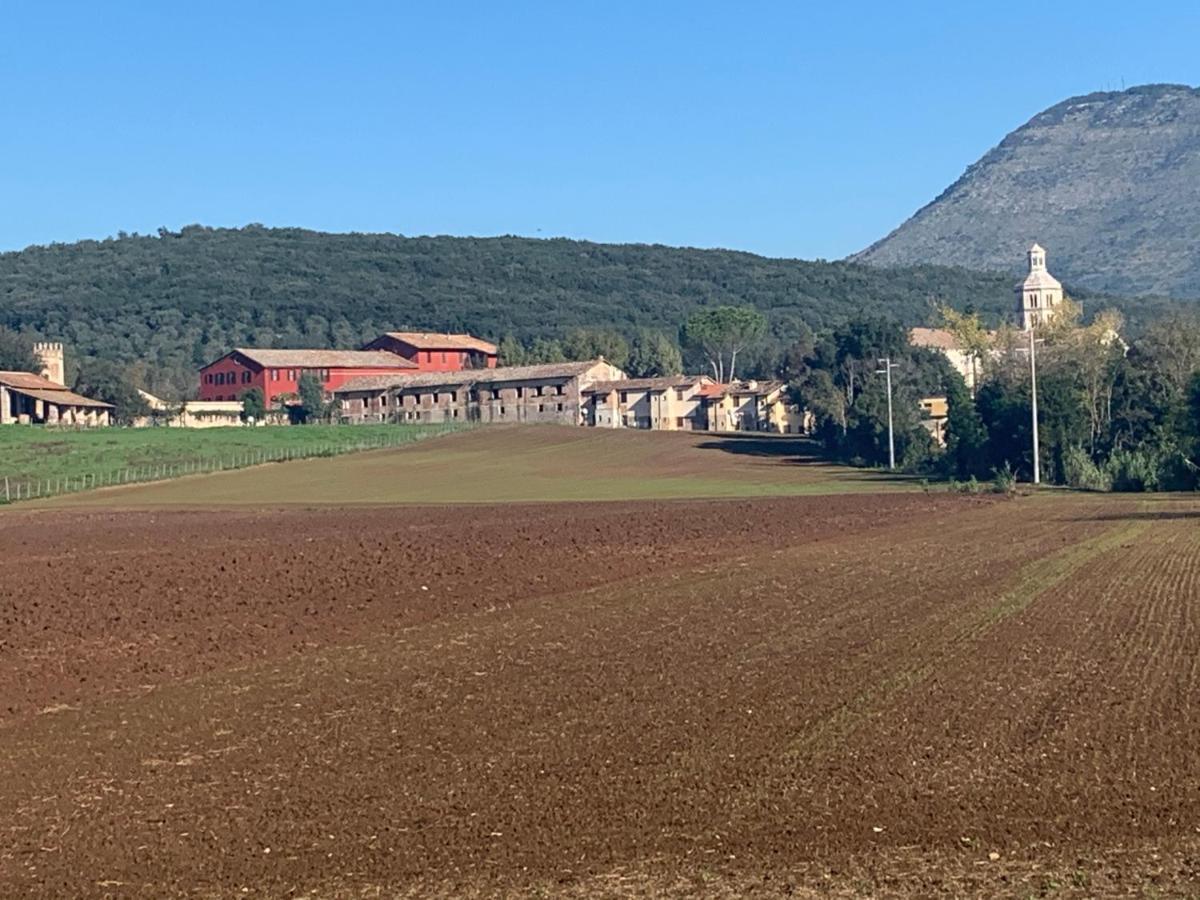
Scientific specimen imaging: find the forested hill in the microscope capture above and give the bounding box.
[0,225,1155,397]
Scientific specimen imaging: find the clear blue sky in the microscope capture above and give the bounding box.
[3,1,1197,260]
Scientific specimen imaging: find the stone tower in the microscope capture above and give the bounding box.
[34,342,65,386]
[1016,243,1063,330]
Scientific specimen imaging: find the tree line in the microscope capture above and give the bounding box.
[5,224,1179,400]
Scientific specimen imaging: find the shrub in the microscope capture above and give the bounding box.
[992,463,1017,495]
[1062,446,1111,492]
[1106,449,1160,492]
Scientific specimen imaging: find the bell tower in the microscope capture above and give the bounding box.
[1016,243,1063,330]
[34,342,65,386]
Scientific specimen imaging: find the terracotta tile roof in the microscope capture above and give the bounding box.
[696,380,784,399]
[227,349,418,370]
[0,371,65,391]
[335,360,612,394]
[584,375,710,394]
[381,332,498,354]
[0,371,113,407]
[15,387,114,408]
[909,327,962,351]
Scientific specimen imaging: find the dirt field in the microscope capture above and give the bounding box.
[40,426,909,508]
[3,488,1200,897]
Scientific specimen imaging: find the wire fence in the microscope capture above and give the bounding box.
[1,423,467,505]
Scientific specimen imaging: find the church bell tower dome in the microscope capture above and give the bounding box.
[1016,243,1063,330]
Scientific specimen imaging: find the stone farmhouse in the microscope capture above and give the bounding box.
[335,360,624,425]
[334,362,805,435]
[0,343,113,426]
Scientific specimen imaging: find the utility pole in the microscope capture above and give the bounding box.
[1018,326,1046,485]
[1028,326,1041,485]
[876,357,898,470]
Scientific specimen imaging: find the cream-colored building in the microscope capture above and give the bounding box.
[584,376,714,430]
[136,391,247,428]
[1017,243,1064,330]
[697,380,803,434]
[909,327,981,393]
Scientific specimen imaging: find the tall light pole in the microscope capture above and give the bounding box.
[1018,327,1046,484]
[876,357,898,470]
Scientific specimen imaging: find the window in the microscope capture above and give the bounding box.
[676,417,685,428]
[441,351,447,363]
[557,403,564,412]
[620,392,628,404]
[555,385,565,396]
[361,398,368,409]
[271,369,279,381]
[243,371,251,384]
[538,404,545,413]
[676,389,686,401]
[380,395,388,407]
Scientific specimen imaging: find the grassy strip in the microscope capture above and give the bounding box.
[0,423,465,504]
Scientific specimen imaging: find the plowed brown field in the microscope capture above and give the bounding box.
[2,491,1200,897]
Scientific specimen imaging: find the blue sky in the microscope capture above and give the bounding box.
[2,1,1198,259]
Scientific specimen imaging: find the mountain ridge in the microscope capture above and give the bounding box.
[854,83,1200,298]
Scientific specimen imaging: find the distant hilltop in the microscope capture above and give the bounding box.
[854,84,1200,299]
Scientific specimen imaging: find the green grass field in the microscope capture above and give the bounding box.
[35,426,915,508]
[0,423,457,501]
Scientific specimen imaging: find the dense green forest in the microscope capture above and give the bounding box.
[2,225,1179,398]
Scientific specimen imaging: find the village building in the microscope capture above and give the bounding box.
[1017,243,1064,330]
[361,332,499,371]
[136,391,247,428]
[198,349,419,403]
[909,327,982,393]
[0,371,113,426]
[198,332,499,402]
[918,395,949,446]
[334,359,625,425]
[583,376,714,430]
[696,381,804,433]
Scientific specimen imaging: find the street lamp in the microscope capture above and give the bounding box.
[1016,327,1046,485]
[876,357,899,470]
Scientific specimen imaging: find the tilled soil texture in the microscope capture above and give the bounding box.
[2,492,1200,897]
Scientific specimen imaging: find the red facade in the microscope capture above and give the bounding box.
[198,353,416,403]
[198,334,498,402]
[363,334,499,372]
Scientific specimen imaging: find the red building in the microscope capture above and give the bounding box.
[198,349,418,403]
[361,332,499,371]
